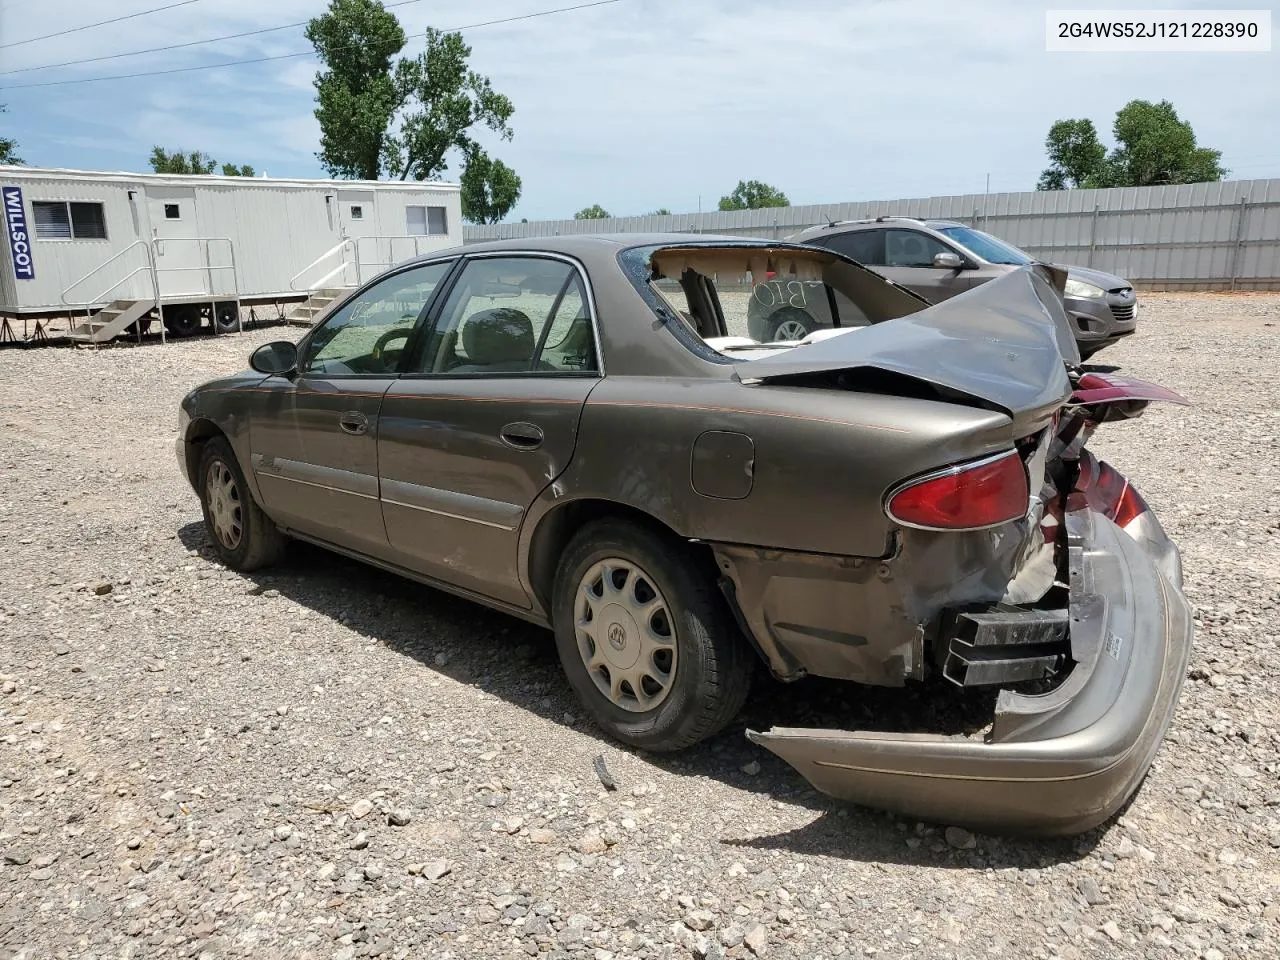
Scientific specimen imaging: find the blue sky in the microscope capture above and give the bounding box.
[1,0,1277,220]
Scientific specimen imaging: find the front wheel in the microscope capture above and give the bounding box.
[163,304,202,338]
[197,437,285,571]
[551,519,752,752]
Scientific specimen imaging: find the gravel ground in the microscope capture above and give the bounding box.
[1,293,1278,960]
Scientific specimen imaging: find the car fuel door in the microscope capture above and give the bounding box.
[378,254,601,606]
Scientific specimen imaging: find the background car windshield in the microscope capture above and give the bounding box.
[937,226,1034,266]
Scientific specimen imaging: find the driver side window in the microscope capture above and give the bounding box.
[303,260,453,376]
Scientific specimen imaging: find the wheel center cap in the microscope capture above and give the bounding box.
[599,604,640,670]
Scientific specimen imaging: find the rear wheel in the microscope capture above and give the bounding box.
[213,301,240,334]
[197,437,285,571]
[766,307,816,342]
[552,519,752,752]
[163,304,202,338]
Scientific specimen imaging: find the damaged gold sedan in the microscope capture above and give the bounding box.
[176,235,1192,836]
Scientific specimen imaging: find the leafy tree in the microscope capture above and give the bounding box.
[718,180,789,211]
[150,147,218,174]
[459,147,521,223]
[1108,99,1226,187]
[306,0,516,188]
[648,207,671,216]
[0,104,21,165]
[306,0,405,180]
[1037,100,1226,190]
[221,163,256,177]
[574,204,611,220]
[1037,119,1108,190]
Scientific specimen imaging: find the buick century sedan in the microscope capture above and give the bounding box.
[177,234,1192,835]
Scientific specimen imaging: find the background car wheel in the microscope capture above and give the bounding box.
[766,307,816,342]
[552,518,752,752]
[197,437,285,572]
[213,301,241,334]
[163,304,203,338]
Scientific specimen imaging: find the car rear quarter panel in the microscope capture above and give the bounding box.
[526,376,1020,560]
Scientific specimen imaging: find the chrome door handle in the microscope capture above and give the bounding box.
[500,421,544,449]
[339,411,368,436]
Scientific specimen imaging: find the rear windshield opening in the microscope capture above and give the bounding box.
[619,244,927,362]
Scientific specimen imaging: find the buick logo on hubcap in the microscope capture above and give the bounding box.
[607,622,627,650]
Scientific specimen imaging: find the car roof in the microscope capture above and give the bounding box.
[422,232,820,260]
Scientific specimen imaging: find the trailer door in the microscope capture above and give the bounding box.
[148,187,206,296]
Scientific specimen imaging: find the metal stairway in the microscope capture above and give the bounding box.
[68,299,156,344]
[283,287,350,327]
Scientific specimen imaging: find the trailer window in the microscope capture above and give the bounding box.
[406,205,448,236]
[164,203,181,220]
[31,201,107,240]
[350,205,364,220]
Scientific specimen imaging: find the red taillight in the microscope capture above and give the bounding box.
[1077,453,1148,528]
[886,451,1030,531]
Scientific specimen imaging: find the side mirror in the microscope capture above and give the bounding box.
[250,340,298,376]
[933,251,964,270]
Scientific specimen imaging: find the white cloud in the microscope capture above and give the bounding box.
[2,0,1276,219]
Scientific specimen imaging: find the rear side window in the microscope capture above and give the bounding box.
[820,229,885,265]
[413,257,597,375]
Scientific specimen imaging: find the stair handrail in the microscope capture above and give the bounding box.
[149,236,240,300]
[59,240,159,309]
[290,238,358,292]
[354,234,441,275]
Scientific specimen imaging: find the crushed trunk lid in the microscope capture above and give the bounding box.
[736,265,1079,429]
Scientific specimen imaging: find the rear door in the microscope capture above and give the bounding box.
[250,259,455,558]
[824,228,972,302]
[377,253,601,606]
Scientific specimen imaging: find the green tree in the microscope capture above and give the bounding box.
[306,0,405,180]
[574,204,611,220]
[0,104,21,165]
[306,0,516,189]
[459,147,521,223]
[648,207,671,216]
[220,163,256,177]
[1036,119,1108,190]
[150,146,218,174]
[1108,99,1226,186]
[1037,100,1226,190]
[718,179,789,211]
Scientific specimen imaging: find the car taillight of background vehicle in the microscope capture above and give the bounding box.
[885,451,1030,531]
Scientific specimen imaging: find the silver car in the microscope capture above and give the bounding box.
[750,217,1138,359]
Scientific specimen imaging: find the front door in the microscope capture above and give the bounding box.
[378,254,601,606]
[250,259,456,558]
[874,228,974,301]
[147,186,205,297]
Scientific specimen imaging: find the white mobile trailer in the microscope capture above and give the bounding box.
[0,166,462,341]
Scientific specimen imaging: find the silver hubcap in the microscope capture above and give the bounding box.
[205,459,243,551]
[773,318,809,341]
[574,558,678,713]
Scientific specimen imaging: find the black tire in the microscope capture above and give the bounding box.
[126,316,153,337]
[197,437,285,572]
[213,301,240,334]
[551,518,752,752]
[766,307,816,342]
[163,304,202,338]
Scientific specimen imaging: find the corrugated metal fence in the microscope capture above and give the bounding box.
[464,178,1280,291]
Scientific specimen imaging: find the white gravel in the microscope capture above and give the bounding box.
[1,294,1278,960]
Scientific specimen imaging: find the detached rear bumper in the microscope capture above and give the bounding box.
[747,500,1193,836]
